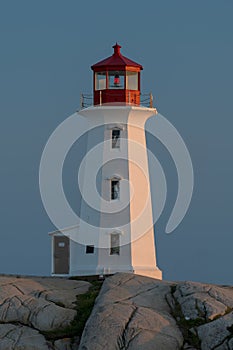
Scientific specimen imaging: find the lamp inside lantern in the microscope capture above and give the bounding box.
[114,74,120,86]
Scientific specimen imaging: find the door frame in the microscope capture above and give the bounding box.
[50,232,70,276]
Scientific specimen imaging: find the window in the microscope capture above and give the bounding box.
[108,71,124,89]
[112,129,120,148]
[86,245,94,254]
[111,180,120,200]
[126,71,138,90]
[95,72,106,90]
[110,234,120,255]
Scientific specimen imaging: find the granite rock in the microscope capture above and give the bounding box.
[0,324,50,350]
[79,273,233,350]
[0,275,90,350]
[79,273,183,350]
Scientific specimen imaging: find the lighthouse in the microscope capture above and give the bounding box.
[50,44,162,279]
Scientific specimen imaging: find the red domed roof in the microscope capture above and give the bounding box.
[91,43,143,70]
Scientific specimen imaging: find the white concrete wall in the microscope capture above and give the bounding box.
[64,106,162,279]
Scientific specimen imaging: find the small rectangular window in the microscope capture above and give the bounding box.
[126,71,138,90]
[112,129,120,148]
[86,245,94,254]
[95,72,106,90]
[108,71,125,89]
[110,234,120,255]
[111,180,120,200]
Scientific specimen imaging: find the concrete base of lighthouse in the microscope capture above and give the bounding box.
[50,230,162,279]
[68,265,162,280]
[132,267,162,279]
[81,265,162,279]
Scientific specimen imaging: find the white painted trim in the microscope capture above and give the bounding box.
[79,105,157,113]
[105,174,123,180]
[48,224,79,236]
[105,229,124,236]
[107,124,125,130]
[51,234,54,275]
[51,274,70,277]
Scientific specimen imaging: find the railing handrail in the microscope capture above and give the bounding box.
[80,92,154,109]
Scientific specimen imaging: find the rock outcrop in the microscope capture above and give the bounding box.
[0,275,90,350]
[1,273,233,349]
[79,273,233,350]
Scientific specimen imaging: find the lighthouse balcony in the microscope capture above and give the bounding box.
[80,91,153,109]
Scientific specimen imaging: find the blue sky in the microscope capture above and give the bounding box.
[0,1,232,284]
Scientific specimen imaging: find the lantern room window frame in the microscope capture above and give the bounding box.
[95,72,107,90]
[94,69,140,92]
[108,71,125,89]
[126,71,139,91]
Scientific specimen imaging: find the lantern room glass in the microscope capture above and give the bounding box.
[126,71,138,90]
[95,72,106,90]
[108,71,125,89]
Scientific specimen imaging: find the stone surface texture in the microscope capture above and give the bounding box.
[1,273,233,349]
[0,275,90,350]
[79,273,183,350]
[79,273,233,350]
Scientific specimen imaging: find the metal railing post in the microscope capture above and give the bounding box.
[100,91,102,105]
[80,93,83,109]
[150,92,153,108]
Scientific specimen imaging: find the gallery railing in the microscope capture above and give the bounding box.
[79,92,154,109]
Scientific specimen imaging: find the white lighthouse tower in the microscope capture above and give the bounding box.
[51,44,162,279]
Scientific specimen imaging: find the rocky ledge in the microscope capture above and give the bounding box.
[79,273,233,350]
[0,275,91,349]
[1,273,233,350]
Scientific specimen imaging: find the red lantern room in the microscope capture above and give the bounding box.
[91,43,143,106]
